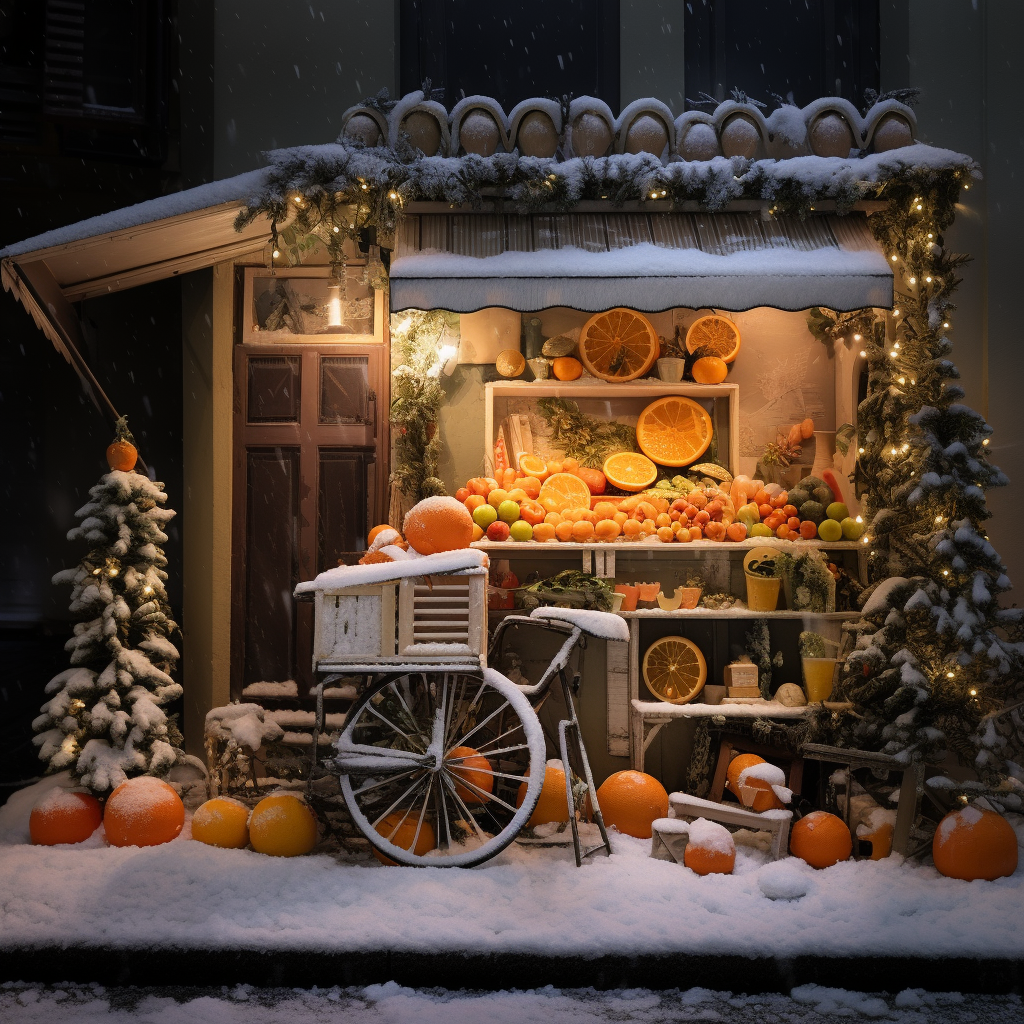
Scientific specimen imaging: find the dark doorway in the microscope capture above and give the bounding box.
[400,0,620,112]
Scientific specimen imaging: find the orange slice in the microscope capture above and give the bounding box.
[643,636,707,704]
[602,452,658,492]
[538,472,592,512]
[685,315,741,363]
[517,454,549,480]
[635,396,713,468]
[578,308,659,382]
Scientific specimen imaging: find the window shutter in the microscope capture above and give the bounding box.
[43,0,85,115]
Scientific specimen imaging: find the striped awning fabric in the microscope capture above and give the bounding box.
[389,211,892,313]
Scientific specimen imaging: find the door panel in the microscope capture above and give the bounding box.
[233,343,387,696]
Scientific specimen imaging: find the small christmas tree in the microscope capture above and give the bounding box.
[33,418,184,794]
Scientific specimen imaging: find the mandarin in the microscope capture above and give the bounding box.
[595,770,669,839]
[595,519,621,541]
[656,526,675,543]
[404,496,475,555]
[373,812,436,865]
[932,806,1018,881]
[448,746,493,805]
[555,521,574,541]
[29,789,102,846]
[518,454,549,480]
[191,797,250,850]
[571,520,596,542]
[518,476,542,499]
[532,522,556,542]
[790,811,852,869]
[104,776,185,848]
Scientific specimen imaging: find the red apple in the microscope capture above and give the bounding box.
[486,521,510,542]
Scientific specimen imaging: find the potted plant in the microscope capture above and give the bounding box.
[743,549,782,611]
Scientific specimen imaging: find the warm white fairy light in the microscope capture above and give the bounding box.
[947,671,955,678]
[891,446,898,455]
[983,438,990,446]
[855,516,863,523]
[925,276,932,283]
[853,333,862,341]
[898,377,906,384]
[859,350,866,358]
[891,254,898,262]
[943,321,950,328]
[908,276,916,285]
[892,309,900,317]
[858,446,865,454]
[970,688,978,696]
[893,341,900,349]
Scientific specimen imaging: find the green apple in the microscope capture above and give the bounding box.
[750,523,773,537]
[841,516,865,540]
[826,501,849,522]
[509,520,533,542]
[473,503,498,529]
[816,518,843,543]
[497,499,521,524]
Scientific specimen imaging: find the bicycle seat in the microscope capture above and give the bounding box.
[529,606,630,642]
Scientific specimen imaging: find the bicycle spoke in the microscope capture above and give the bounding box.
[445,674,488,748]
[444,772,519,815]
[386,679,423,736]
[370,770,431,830]
[352,767,421,798]
[440,773,491,844]
[472,720,527,755]
[436,773,453,851]
[363,701,426,751]
[453,698,515,752]
[443,761,528,784]
[409,776,433,856]
[446,742,529,762]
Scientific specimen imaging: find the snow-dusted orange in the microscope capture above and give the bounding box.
[191,797,250,849]
[403,496,474,555]
[727,753,765,798]
[685,314,741,363]
[602,451,658,492]
[448,745,493,805]
[578,308,659,382]
[683,819,736,876]
[790,811,852,869]
[539,472,592,512]
[595,770,668,839]
[249,794,318,857]
[104,776,184,848]
[932,806,1018,881]
[367,524,394,546]
[30,789,102,846]
[552,356,583,380]
[635,396,713,467]
[373,813,436,865]
[516,762,569,827]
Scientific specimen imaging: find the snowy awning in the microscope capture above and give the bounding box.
[390,211,893,313]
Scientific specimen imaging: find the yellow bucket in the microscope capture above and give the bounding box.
[802,657,838,702]
[745,573,781,611]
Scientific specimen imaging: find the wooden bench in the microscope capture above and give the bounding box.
[662,792,794,860]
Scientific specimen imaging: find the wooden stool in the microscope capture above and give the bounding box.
[666,793,793,860]
[710,733,804,803]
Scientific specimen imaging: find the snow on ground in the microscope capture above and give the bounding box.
[0,982,1020,1024]
[1,779,1023,959]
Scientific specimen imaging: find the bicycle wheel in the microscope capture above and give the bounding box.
[336,670,546,867]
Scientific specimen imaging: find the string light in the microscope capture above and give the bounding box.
[892,309,900,317]
[143,585,154,595]
[893,341,900,349]
[908,276,916,284]
[891,446,898,455]
[853,333,862,341]
[898,377,906,384]
[859,350,866,358]
[891,254,898,262]
[969,688,978,696]
[947,671,955,679]
[855,516,863,523]
[943,321,950,329]
[925,276,932,283]
[982,438,990,446]
[858,447,865,454]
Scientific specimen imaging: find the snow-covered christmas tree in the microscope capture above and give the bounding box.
[824,170,1024,814]
[33,419,184,794]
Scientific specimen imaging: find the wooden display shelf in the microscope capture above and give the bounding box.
[621,608,859,620]
[472,539,864,553]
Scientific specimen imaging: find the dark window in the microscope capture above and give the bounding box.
[400,0,620,112]
[684,0,879,109]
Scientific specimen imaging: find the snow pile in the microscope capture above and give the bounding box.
[530,607,631,642]
[241,680,298,699]
[295,548,488,595]
[758,859,814,901]
[204,704,284,752]
[738,762,793,805]
[686,818,734,856]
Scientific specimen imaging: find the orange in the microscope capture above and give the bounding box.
[578,308,660,382]
[544,511,564,525]
[635,397,714,467]
[593,501,618,520]
[373,812,436,865]
[539,494,564,514]
[790,811,852,869]
[191,797,250,850]
[471,524,484,542]
[595,519,621,541]
[539,472,593,512]
[685,314,741,363]
[29,789,102,846]
[532,522,556,542]
[403,496,475,555]
[367,524,394,546]
[656,526,675,543]
[104,777,185,848]
[249,794,319,857]
[518,476,543,499]
[555,521,575,541]
[642,636,707,703]
[518,454,549,480]
[465,494,486,513]
[602,452,658,492]
[552,356,584,381]
[683,820,736,876]
[448,746,493,805]
[519,499,546,525]
[621,519,642,540]
[516,762,569,827]
[571,520,596,542]
[932,806,1018,881]
[691,355,729,384]
[595,770,669,839]
[727,754,765,798]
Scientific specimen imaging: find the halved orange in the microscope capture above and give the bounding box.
[643,636,707,704]
[517,454,549,480]
[685,314,741,363]
[635,396,713,467]
[538,472,592,512]
[578,308,659,382]
[602,451,658,492]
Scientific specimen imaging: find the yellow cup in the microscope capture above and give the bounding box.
[745,573,781,611]
[802,657,838,702]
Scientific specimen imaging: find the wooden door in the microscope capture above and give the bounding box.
[231,344,387,696]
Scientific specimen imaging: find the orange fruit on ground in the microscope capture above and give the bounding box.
[447,746,493,805]
[516,762,569,827]
[403,496,474,555]
[578,308,660,382]
[532,522,556,542]
[683,819,736,876]
[552,356,584,381]
[685,314,741,363]
[642,635,707,704]
[249,794,318,857]
[932,806,1019,881]
[518,454,549,480]
[602,451,658,492]
[539,472,593,512]
[635,396,714,467]
[373,812,436,865]
[30,789,102,846]
[495,349,526,377]
[727,754,765,798]
[104,777,185,848]
[790,810,852,869]
[367,524,394,546]
[191,797,250,850]
[691,355,729,384]
[595,770,669,839]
